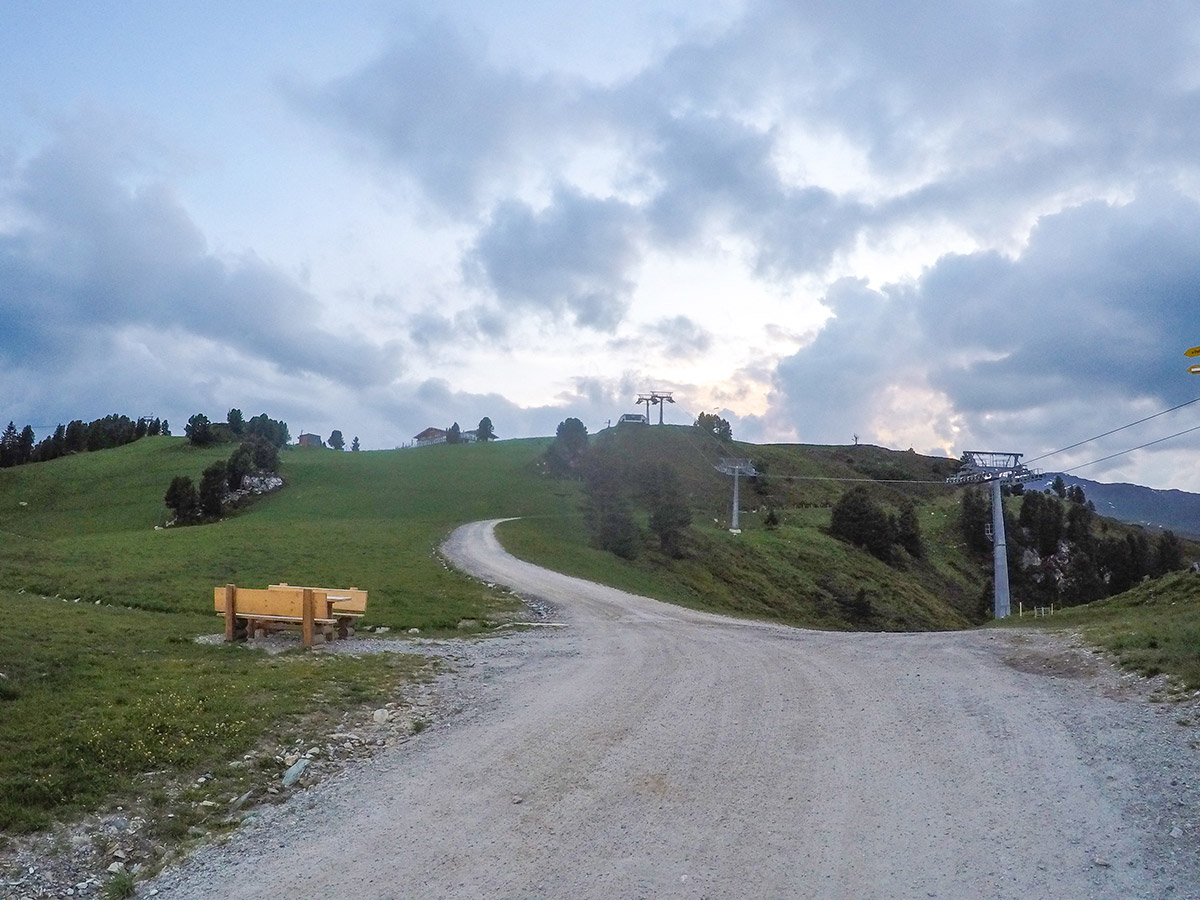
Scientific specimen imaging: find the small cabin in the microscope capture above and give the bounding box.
[414,427,447,446]
[618,413,648,426]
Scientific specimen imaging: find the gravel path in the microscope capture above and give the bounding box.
[148,519,1200,899]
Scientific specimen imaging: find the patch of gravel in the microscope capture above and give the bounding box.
[996,628,1200,886]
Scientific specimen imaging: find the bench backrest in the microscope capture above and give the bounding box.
[213,586,334,619]
[269,583,367,615]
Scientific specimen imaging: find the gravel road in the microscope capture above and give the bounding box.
[150,519,1200,899]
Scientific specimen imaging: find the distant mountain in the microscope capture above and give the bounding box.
[1024,473,1200,539]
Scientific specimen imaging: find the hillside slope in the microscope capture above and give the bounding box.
[0,436,564,629]
[0,429,986,632]
[504,425,987,630]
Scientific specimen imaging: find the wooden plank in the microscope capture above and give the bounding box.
[269,583,368,615]
[225,613,336,625]
[224,584,236,642]
[301,588,315,649]
[217,587,305,618]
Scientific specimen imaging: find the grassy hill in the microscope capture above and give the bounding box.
[0,428,985,632]
[0,436,568,838]
[1007,568,1200,691]
[0,435,568,629]
[504,425,986,631]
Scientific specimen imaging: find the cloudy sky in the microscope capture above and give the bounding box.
[2,1,1199,489]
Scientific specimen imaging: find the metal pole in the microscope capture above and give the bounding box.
[731,468,741,532]
[991,479,1011,618]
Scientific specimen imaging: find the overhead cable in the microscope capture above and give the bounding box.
[1061,421,1200,473]
[1025,395,1200,464]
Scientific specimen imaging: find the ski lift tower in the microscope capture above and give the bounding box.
[946,451,1040,619]
[650,390,674,424]
[636,393,654,422]
[715,458,757,534]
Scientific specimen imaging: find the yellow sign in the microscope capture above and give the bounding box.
[1187,346,1200,357]
[1190,363,1200,375]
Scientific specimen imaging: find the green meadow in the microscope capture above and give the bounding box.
[1005,569,1200,691]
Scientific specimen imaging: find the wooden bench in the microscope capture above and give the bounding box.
[214,583,368,648]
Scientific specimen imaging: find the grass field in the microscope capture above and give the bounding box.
[0,436,569,629]
[1004,569,1200,691]
[0,590,426,835]
[0,436,567,839]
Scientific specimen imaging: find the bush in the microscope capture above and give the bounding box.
[896,504,924,558]
[184,413,215,446]
[830,486,895,562]
[198,461,228,519]
[546,418,588,476]
[226,442,255,491]
[164,476,198,523]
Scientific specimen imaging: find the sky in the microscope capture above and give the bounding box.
[2,1,1199,490]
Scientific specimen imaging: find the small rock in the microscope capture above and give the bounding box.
[511,795,523,805]
[305,746,320,758]
[199,800,217,808]
[1171,826,1184,837]
[111,848,127,860]
[1093,857,1111,867]
[408,627,420,634]
[106,862,126,875]
[282,758,310,788]
[374,626,390,634]
[283,753,300,767]
[230,789,255,811]
[372,709,390,724]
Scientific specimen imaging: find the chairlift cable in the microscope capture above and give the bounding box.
[1025,395,1200,465]
[1058,421,1200,474]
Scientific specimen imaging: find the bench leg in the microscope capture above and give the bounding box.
[302,589,315,649]
[223,584,237,642]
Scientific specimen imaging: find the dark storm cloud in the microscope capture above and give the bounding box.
[920,191,1200,408]
[0,115,392,390]
[464,186,641,330]
[769,190,1200,450]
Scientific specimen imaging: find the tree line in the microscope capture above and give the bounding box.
[544,418,692,560]
[0,415,171,469]
[185,409,289,449]
[960,482,1185,608]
